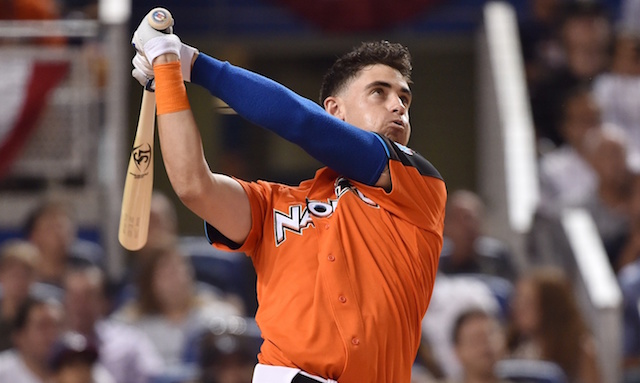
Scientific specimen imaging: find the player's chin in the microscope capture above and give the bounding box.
[384,131,409,146]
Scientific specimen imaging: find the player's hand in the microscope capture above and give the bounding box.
[132,52,155,91]
[131,38,199,87]
[131,8,174,56]
[131,8,199,81]
[131,8,180,66]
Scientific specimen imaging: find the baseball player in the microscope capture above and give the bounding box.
[131,8,447,383]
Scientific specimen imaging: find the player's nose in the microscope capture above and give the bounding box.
[389,95,407,115]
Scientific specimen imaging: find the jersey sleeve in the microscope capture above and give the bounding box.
[205,178,272,255]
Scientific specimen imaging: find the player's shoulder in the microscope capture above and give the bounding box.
[379,135,443,181]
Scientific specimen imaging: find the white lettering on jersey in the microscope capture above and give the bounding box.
[274,202,336,247]
[274,178,377,246]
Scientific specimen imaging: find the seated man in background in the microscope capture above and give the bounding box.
[25,198,104,291]
[537,85,604,216]
[421,272,500,379]
[450,309,512,383]
[439,190,517,282]
[63,265,163,383]
[0,296,64,383]
[582,127,635,269]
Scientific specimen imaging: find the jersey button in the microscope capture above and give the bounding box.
[327,255,335,262]
[351,337,360,345]
[338,295,347,303]
[324,224,330,230]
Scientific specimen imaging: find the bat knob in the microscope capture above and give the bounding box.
[147,7,174,32]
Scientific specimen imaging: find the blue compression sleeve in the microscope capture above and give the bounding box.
[191,53,389,185]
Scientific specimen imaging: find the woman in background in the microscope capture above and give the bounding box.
[507,266,601,383]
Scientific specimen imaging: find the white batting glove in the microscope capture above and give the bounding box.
[131,8,174,56]
[144,36,199,81]
[131,8,199,83]
[179,42,199,82]
[132,52,155,90]
[131,40,199,90]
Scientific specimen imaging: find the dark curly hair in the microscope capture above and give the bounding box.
[319,40,412,104]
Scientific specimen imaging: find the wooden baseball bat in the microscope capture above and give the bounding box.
[118,7,173,251]
[118,90,156,251]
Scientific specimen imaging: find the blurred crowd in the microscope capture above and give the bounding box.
[2,0,640,383]
[411,0,640,382]
[0,193,259,383]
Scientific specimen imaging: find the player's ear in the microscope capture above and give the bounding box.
[324,96,345,121]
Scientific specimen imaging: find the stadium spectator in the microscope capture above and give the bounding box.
[583,127,634,269]
[617,258,640,382]
[537,85,602,216]
[618,174,640,270]
[63,266,163,383]
[593,29,640,163]
[113,244,242,370]
[519,0,565,87]
[25,198,103,291]
[422,272,500,379]
[506,267,601,383]
[114,191,180,310]
[0,239,40,351]
[147,191,180,250]
[49,331,114,383]
[529,2,612,149]
[450,309,513,383]
[0,296,63,382]
[439,190,517,281]
[195,316,260,383]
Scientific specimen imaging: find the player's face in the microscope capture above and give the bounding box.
[328,64,412,146]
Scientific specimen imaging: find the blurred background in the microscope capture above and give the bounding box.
[1,0,639,383]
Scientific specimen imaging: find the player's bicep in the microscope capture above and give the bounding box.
[193,173,252,245]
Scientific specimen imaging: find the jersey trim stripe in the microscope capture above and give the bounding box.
[377,135,443,180]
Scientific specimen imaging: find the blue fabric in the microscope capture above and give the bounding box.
[191,53,389,185]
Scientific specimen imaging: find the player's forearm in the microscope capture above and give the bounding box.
[191,53,389,185]
[154,54,251,244]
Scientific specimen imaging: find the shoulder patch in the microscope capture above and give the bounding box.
[377,134,443,180]
[393,142,415,156]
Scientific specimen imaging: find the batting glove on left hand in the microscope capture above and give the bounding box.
[132,52,155,91]
[131,8,199,83]
[131,8,174,56]
[131,39,199,91]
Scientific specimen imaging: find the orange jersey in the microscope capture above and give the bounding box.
[208,137,446,383]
